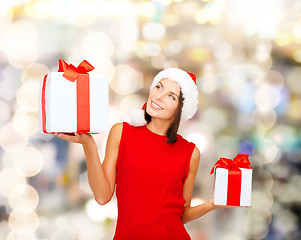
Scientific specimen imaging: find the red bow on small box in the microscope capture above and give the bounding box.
[58,59,94,82]
[210,154,252,206]
[210,154,251,175]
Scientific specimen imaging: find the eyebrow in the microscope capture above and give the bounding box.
[158,82,179,99]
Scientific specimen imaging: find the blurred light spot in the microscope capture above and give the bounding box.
[254,41,272,63]
[79,171,91,194]
[214,42,232,60]
[85,198,117,222]
[120,94,146,121]
[219,233,242,240]
[243,209,271,239]
[77,224,105,240]
[0,21,38,68]
[163,60,179,68]
[25,0,50,20]
[267,125,298,152]
[50,216,77,239]
[0,100,10,126]
[255,84,280,112]
[0,3,13,25]
[251,190,274,210]
[259,139,279,164]
[264,70,284,90]
[258,170,274,191]
[275,32,293,46]
[143,42,161,56]
[13,147,43,177]
[154,0,172,5]
[12,110,39,137]
[187,48,211,62]
[274,210,298,235]
[216,135,238,158]
[7,231,37,240]
[288,98,301,120]
[293,49,301,63]
[151,54,167,69]
[165,41,183,56]
[109,17,138,51]
[8,184,39,211]
[16,80,40,112]
[9,208,39,234]
[0,123,28,152]
[110,65,143,95]
[0,67,22,102]
[82,32,114,59]
[201,108,227,133]
[21,63,50,83]
[194,3,222,25]
[186,133,207,153]
[252,108,277,129]
[0,168,26,198]
[162,14,180,27]
[143,22,166,41]
[138,2,156,18]
[286,67,301,94]
[201,63,216,93]
[293,23,301,39]
[239,140,255,156]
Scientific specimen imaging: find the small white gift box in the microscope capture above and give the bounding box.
[211,154,252,207]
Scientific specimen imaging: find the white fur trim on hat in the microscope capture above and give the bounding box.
[129,109,147,127]
[129,68,199,127]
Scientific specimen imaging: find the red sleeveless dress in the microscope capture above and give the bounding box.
[113,122,195,240]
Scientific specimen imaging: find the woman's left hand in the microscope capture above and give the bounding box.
[208,199,235,210]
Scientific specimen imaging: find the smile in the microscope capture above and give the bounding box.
[151,101,164,110]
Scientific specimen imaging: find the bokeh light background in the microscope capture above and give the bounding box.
[0,0,301,239]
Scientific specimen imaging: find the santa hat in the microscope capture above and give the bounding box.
[130,68,199,127]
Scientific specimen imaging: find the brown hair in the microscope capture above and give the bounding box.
[144,90,184,144]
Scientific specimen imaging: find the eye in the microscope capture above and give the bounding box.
[169,94,176,100]
[155,85,162,90]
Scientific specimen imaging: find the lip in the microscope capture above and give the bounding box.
[151,101,164,110]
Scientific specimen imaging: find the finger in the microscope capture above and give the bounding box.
[55,133,75,141]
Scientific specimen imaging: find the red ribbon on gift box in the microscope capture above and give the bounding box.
[210,154,251,206]
[42,59,94,133]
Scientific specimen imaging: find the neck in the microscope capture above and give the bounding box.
[147,118,172,136]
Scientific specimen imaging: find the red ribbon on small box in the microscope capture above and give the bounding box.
[210,154,251,206]
[42,59,94,133]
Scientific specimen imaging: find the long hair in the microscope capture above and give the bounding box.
[144,90,184,144]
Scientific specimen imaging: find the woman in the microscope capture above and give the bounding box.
[54,68,228,239]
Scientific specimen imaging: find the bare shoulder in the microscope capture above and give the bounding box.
[109,122,123,140]
[191,146,200,159]
[190,146,200,174]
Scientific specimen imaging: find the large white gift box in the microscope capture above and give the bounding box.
[40,60,109,134]
[210,154,252,207]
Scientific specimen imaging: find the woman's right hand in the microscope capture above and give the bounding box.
[52,132,94,146]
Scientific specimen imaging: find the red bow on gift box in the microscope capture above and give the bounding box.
[210,154,251,175]
[58,59,94,82]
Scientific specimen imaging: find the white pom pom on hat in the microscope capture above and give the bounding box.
[129,68,199,127]
[129,103,147,127]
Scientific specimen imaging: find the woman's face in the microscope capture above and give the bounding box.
[146,78,180,122]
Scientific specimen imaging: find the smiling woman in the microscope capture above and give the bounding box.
[53,68,228,240]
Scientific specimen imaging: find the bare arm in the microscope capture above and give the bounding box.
[53,122,123,205]
[181,147,231,224]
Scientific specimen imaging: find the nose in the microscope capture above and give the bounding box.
[155,91,165,101]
